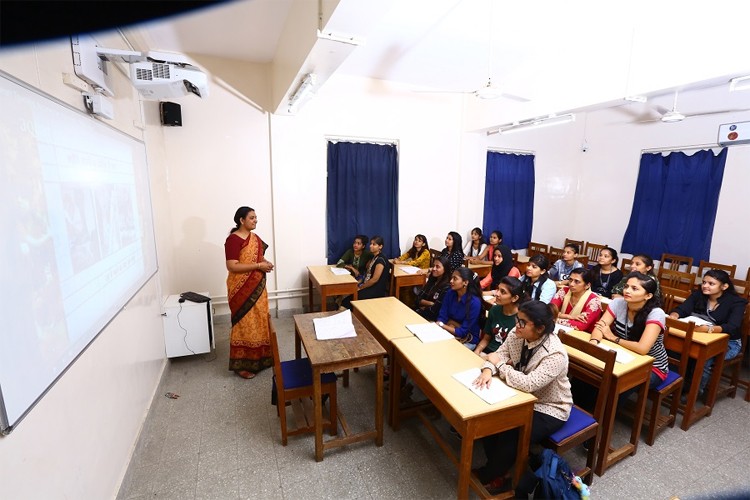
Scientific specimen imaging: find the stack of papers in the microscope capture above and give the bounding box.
[681,315,713,327]
[406,323,455,343]
[452,368,516,405]
[398,265,420,274]
[597,343,635,364]
[329,267,351,276]
[313,309,357,340]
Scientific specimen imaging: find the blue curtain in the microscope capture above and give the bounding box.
[482,152,535,250]
[326,142,400,263]
[622,148,727,262]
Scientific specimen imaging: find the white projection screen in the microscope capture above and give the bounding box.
[0,72,158,434]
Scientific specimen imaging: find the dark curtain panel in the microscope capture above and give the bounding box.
[622,148,727,262]
[326,142,400,263]
[482,152,535,250]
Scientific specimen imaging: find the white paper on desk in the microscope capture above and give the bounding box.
[681,315,713,327]
[406,323,455,343]
[329,267,351,276]
[554,323,574,334]
[313,309,356,340]
[452,368,516,405]
[597,343,635,364]
[398,265,420,274]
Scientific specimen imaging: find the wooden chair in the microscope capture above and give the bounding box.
[620,257,633,276]
[584,242,607,264]
[658,268,696,293]
[696,260,737,280]
[269,315,338,445]
[660,286,692,314]
[528,241,549,258]
[547,332,616,485]
[429,248,442,267]
[644,318,695,445]
[715,279,750,401]
[660,253,694,273]
[564,238,585,254]
[548,246,564,264]
[577,256,589,268]
[511,252,519,266]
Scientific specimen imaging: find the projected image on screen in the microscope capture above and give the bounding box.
[0,74,158,433]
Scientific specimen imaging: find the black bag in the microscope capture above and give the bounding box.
[515,449,580,499]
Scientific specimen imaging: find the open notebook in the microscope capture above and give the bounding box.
[452,368,516,405]
[406,323,455,343]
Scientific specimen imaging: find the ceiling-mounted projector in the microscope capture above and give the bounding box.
[129,59,208,100]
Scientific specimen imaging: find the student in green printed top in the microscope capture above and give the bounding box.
[474,277,528,357]
[336,234,371,279]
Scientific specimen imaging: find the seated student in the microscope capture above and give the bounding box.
[441,231,465,273]
[464,227,487,259]
[480,246,521,291]
[589,246,623,298]
[392,234,431,269]
[474,277,527,357]
[669,269,747,397]
[414,255,452,321]
[342,236,390,308]
[519,254,557,304]
[472,301,573,493]
[548,243,584,286]
[611,253,661,300]
[550,268,602,333]
[590,272,669,389]
[336,234,372,279]
[436,267,483,350]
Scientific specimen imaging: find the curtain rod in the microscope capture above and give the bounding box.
[325,135,398,146]
[488,147,535,155]
[641,143,722,154]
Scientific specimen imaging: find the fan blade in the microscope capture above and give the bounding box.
[502,92,531,102]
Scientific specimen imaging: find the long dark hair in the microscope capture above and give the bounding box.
[517,300,557,353]
[447,231,464,256]
[453,266,482,319]
[470,227,485,250]
[230,206,253,234]
[703,269,737,296]
[407,234,429,260]
[591,246,619,273]
[633,253,657,279]
[625,271,662,341]
[521,254,551,300]
[499,276,529,305]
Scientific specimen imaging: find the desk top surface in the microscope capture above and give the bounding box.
[392,336,536,419]
[294,311,385,365]
[563,330,653,376]
[666,326,729,346]
[392,264,428,278]
[351,296,425,342]
[307,265,358,285]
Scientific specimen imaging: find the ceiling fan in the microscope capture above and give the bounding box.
[636,90,750,123]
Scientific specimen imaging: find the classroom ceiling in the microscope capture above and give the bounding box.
[127,0,750,120]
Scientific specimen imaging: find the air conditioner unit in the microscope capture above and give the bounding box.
[129,61,209,100]
[718,121,750,146]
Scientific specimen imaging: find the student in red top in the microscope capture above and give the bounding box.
[550,268,602,333]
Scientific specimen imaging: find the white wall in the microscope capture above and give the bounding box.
[0,36,169,499]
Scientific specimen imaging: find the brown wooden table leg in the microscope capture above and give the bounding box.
[314,366,324,462]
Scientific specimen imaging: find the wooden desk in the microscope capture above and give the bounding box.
[390,264,426,297]
[468,261,493,278]
[516,254,530,275]
[564,331,653,476]
[293,311,386,461]
[664,327,729,430]
[391,337,536,499]
[307,265,358,312]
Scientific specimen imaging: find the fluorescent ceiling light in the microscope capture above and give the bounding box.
[487,113,575,135]
[288,73,317,110]
[729,75,750,92]
[317,30,364,46]
[624,95,648,103]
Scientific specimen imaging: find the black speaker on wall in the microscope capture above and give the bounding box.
[160,101,182,127]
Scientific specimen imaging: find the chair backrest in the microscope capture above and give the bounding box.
[528,241,549,258]
[747,266,750,283]
[661,286,692,313]
[512,252,519,265]
[696,260,737,280]
[660,253,694,273]
[564,238,585,254]
[268,314,286,389]
[577,256,589,268]
[731,278,750,300]
[658,267,696,293]
[548,246,564,264]
[584,242,607,263]
[620,257,633,276]
[429,248,442,267]
[559,332,617,425]
[664,317,696,377]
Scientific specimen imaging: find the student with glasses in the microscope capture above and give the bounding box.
[471,301,572,493]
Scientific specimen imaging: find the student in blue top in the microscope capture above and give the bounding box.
[549,243,584,286]
[436,266,483,350]
[519,254,557,303]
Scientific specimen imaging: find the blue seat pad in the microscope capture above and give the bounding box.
[549,406,596,443]
[279,358,337,390]
[653,370,680,392]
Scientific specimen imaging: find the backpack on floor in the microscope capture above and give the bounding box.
[516,449,582,500]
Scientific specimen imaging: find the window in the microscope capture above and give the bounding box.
[482,151,535,250]
[621,148,727,262]
[326,141,400,262]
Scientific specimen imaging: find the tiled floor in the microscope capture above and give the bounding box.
[118,314,750,499]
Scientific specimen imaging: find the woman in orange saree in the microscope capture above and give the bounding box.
[224,207,274,379]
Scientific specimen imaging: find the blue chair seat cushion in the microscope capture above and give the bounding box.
[653,370,680,392]
[278,358,337,390]
[548,406,596,443]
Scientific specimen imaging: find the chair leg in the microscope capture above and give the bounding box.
[279,397,289,446]
[667,384,681,429]
[343,369,349,387]
[645,394,660,446]
[728,365,739,399]
[328,387,338,437]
